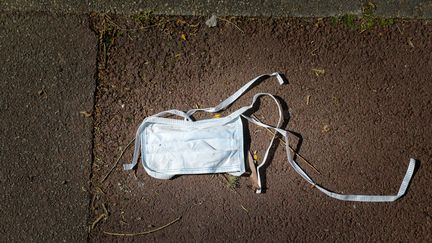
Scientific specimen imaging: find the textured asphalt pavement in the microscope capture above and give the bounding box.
[0,12,95,242]
[88,16,432,242]
[1,2,432,242]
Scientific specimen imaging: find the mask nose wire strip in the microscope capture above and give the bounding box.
[123,109,192,170]
[186,72,287,117]
[244,114,417,202]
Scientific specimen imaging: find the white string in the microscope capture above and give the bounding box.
[186,72,287,116]
[245,117,417,202]
[123,72,417,202]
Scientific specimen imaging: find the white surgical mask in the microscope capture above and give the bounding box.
[124,73,417,202]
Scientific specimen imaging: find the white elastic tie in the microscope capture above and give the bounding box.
[275,127,417,202]
[186,72,287,117]
[240,93,284,194]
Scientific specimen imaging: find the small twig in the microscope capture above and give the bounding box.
[104,14,153,39]
[217,17,245,33]
[105,14,157,32]
[240,204,249,213]
[91,202,109,230]
[92,214,107,230]
[102,203,109,217]
[116,24,158,32]
[91,194,98,210]
[95,186,106,194]
[103,216,182,236]
[251,115,321,175]
[101,138,135,183]
[396,23,404,35]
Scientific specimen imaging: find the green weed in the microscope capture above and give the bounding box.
[330,1,396,32]
[226,175,240,189]
[341,14,357,29]
[132,9,156,26]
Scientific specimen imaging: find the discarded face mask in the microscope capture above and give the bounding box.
[124,72,417,202]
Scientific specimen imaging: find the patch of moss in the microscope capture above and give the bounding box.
[341,14,357,29]
[378,18,395,27]
[330,1,396,32]
[330,16,339,26]
[359,1,377,32]
[89,13,120,69]
[132,9,156,26]
[226,175,240,189]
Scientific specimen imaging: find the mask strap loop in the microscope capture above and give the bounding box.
[241,91,416,201]
[276,127,417,202]
[246,114,417,201]
[241,93,284,193]
[186,72,287,117]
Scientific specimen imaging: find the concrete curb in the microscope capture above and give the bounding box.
[1,0,432,18]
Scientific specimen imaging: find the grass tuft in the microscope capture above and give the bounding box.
[329,1,396,32]
[226,175,240,189]
[132,9,156,26]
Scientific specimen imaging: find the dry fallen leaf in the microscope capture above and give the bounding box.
[176,19,187,26]
[312,68,325,76]
[80,111,92,117]
[332,96,340,105]
[322,125,331,133]
[314,18,324,28]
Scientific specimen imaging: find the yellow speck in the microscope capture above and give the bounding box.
[312,68,325,77]
[253,151,259,161]
[80,111,92,117]
[180,33,187,41]
[322,125,331,133]
[213,113,221,118]
[332,96,340,105]
[176,19,187,26]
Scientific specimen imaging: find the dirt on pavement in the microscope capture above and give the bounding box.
[88,15,432,241]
